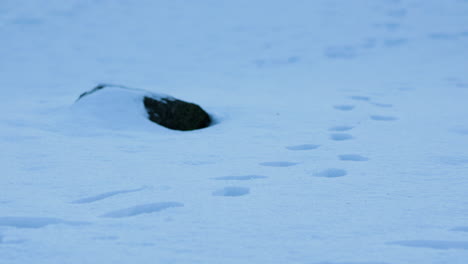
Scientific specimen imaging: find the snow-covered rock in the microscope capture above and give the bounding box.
[76,84,211,131]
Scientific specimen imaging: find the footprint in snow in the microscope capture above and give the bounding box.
[0,237,26,245]
[428,32,459,40]
[370,115,397,121]
[212,187,250,197]
[372,102,393,108]
[451,128,468,135]
[333,105,355,111]
[386,8,408,18]
[388,240,468,250]
[329,125,353,132]
[330,133,353,141]
[339,154,369,161]
[0,217,89,229]
[100,202,183,218]
[259,161,298,167]
[314,168,347,178]
[71,187,146,204]
[350,95,370,101]
[93,235,119,241]
[324,46,357,59]
[437,156,468,166]
[399,87,414,92]
[452,226,468,232]
[384,38,408,47]
[213,175,267,181]
[374,22,401,32]
[286,144,320,151]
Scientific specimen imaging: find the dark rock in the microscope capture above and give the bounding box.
[77,84,212,131]
[143,96,211,131]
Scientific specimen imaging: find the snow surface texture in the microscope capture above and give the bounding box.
[1,0,468,263]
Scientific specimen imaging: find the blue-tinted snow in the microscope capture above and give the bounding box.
[1,0,468,263]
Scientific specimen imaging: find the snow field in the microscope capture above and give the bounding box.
[1,0,468,263]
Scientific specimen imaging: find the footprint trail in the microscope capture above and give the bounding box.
[334,105,355,111]
[370,115,397,121]
[259,161,298,167]
[350,96,370,101]
[286,144,320,151]
[329,125,353,132]
[452,226,468,232]
[213,187,250,197]
[0,217,89,228]
[372,102,393,108]
[339,154,369,161]
[314,168,347,178]
[213,175,267,181]
[330,133,353,141]
[72,187,146,204]
[388,240,468,250]
[101,202,183,218]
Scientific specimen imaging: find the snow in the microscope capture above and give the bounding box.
[1,0,468,263]
[70,84,188,132]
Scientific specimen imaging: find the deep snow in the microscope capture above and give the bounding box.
[1,0,468,263]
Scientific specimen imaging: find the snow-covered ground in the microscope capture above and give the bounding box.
[1,0,468,263]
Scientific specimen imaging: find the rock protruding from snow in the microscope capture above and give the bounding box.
[76,84,212,131]
[143,96,211,131]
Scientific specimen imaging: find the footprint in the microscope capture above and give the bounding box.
[253,56,301,67]
[399,86,414,92]
[314,168,347,178]
[333,105,355,111]
[286,56,301,64]
[100,202,183,218]
[71,187,146,204]
[452,227,468,232]
[451,128,468,135]
[213,175,267,181]
[384,38,408,47]
[0,238,26,245]
[388,240,468,250]
[10,18,44,26]
[370,115,397,121]
[0,217,89,229]
[361,38,377,49]
[339,154,369,161]
[329,125,353,132]
[325,46,357,59]
[93,235,119,241]
[387,8,407,18]
[259,161,298,167]
[429,32,459,40]
[372,102,393,108]
[350,96,370,101]
[212,187,250,197]
[374,22,400,31]
[330,133,353,141]
[183,160,215,166]
[286,144,320,151]
[437,156,468,166]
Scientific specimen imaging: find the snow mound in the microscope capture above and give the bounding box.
[70,85,162,131]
